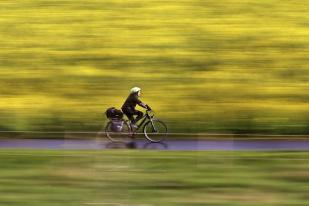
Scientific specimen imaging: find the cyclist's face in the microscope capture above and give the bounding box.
[138,91,141,96]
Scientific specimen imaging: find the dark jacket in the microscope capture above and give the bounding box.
[121,93,147,111]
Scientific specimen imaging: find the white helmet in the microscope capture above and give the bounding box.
[130,87,141,94]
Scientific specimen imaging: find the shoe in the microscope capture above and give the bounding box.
[130,123,138,130]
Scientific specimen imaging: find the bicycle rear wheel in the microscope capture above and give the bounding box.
[105,120,132,143]
[143,119,167,143]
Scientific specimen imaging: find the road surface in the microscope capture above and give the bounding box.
[1,138,309,150]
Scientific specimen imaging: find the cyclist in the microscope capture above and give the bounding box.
[121,87,151,129]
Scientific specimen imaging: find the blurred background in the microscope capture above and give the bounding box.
[0,0,308,135]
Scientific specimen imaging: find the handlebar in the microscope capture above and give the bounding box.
[146,109,154,118]
[145,104,152,111]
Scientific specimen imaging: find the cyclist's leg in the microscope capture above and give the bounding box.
[122,108,134,122]
[132,110,143,124]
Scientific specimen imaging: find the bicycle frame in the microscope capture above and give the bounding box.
[105,109,166,143]
[131,110,153,132]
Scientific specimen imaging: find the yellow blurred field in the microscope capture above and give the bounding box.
[0,0,308,134]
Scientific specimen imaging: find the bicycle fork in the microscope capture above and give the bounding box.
[150,119,158,133]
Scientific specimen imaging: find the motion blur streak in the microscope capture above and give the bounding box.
[0,0,308,134]
[1,150,309,205]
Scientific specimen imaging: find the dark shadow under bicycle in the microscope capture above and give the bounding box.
[105,140,168,150]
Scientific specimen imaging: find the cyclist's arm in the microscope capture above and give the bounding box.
[137,100,151,110]
[138,102,149,109]
[134,95,151,110]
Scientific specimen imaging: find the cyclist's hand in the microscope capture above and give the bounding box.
[146,105,152,111]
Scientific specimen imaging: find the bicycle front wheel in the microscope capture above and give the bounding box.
[105,121,132,143]
[143,119,167,143]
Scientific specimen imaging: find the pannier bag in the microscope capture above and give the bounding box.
[111,119,124,132]
[105,107,124,119]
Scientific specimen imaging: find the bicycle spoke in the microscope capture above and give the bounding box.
[144,119,167,142]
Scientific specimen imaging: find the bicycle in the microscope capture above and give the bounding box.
[104,109,167,143]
